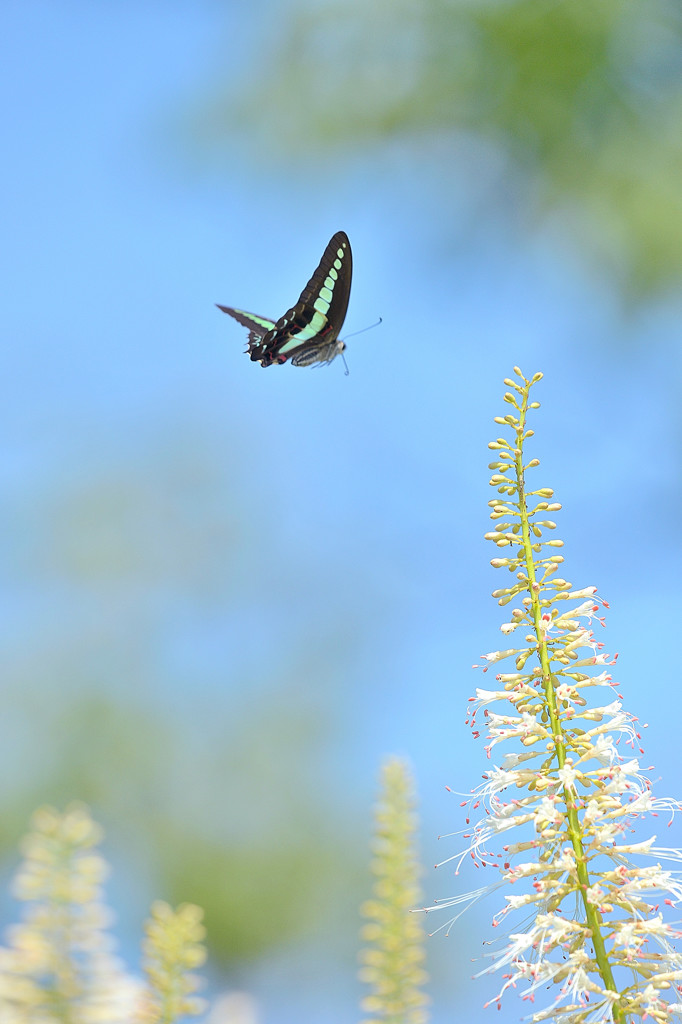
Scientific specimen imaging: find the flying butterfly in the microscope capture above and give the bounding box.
[217,231,352,369]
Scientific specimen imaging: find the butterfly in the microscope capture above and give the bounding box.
[217,231,352,368]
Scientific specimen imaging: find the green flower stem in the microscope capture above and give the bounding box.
[514,377,624,1022]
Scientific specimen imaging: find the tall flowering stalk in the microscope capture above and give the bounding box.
[430,368,682,1023]
[138,901,207,1023]
[359,757,429,1024]
[0,803,141,1023]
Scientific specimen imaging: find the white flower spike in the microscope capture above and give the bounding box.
[427,368,682,1023]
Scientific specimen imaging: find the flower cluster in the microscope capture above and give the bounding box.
[0,803,141,1023]
[0,804,207,1024]
[139,901,207,1023]
[359,758,429,1024]
[430,368,682,1023]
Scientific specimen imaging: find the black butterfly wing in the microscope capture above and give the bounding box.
[258,231,353,366]
[216,306,276,361]
[296,230,352,342]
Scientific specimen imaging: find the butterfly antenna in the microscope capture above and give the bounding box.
[343,316,382,341]
[340,317,381,376]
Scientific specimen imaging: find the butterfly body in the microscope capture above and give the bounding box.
[217,231,352,368]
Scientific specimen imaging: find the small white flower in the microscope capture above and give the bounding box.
[556,764,579,791]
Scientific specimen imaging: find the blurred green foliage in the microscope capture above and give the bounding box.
[200,0,682,297]
[0,425,367,971]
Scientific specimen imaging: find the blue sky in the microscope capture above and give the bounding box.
[3,2,682,1021]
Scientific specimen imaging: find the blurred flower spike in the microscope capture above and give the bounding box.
[140,900,207,1023]
[0,803,141,1022]
[428,368,682,1023]
[0,803,207,1024]
[359,757,429,1024]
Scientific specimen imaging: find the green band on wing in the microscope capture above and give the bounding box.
[235,309,276,330]
[280,310,328,348]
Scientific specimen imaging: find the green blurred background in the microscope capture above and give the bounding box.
[3,2,682,1021]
